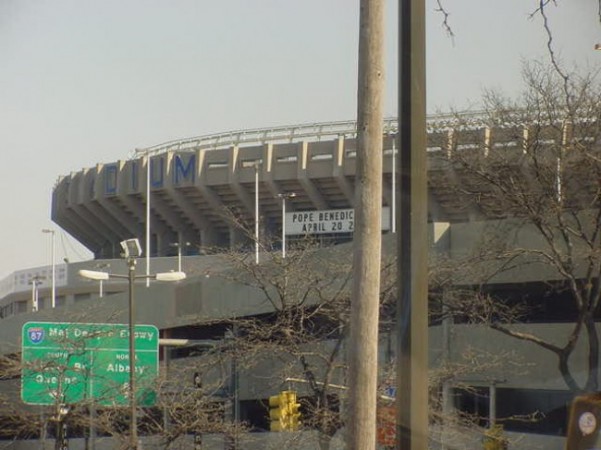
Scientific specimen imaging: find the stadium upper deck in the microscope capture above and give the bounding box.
[52,113,589,259]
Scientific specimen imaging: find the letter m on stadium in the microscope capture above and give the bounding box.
[173,153,196,185]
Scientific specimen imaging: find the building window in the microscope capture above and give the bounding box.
[497,388,573,436]
[453,386,490,428]
[0,303,13,318]
[453,386,573,436]
[74,293,91,302]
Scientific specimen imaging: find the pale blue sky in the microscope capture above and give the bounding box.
[0,0,599,277]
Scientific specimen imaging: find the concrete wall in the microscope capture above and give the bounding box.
[447,213,601,285]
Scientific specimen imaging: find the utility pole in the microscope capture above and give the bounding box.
[347,0,385,449]
[396,0,428,449]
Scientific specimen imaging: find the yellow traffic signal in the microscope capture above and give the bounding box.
[269,392,287,432]
[268,390,301,432]
[287,391,301,431]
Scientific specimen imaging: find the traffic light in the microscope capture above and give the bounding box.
[287,391,301,431]
[269,392,287,431]
[269,390,301,432]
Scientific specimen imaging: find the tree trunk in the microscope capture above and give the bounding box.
[585,313,600,391]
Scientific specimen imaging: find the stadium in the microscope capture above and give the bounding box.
[0,113,599,449]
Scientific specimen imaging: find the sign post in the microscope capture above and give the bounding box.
[21,322,159,407]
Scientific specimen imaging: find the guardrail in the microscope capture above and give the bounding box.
[131,111,489,157]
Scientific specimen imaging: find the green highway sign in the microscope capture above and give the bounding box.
[21,322,159,406]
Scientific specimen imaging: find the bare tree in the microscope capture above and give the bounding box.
[206,238,353,450]
[433,62,601,393]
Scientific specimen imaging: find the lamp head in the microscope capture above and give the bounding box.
[277,192,296,199]
[242,159,263,169]
[79,270,109,281]
[156,271,186,282]
[120,239,142,259]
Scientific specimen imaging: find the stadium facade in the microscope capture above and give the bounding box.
[0,115,592,449]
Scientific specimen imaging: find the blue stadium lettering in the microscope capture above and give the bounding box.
[104,164,118,194]
[174,154,196,185]
[131,161,138,191]
[150,158,164,188]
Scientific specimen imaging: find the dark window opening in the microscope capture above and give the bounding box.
[453,386,574,436]
[453,386,490,428]
[496,388,573,436]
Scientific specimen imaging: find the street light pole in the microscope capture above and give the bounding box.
[277,193,296,258]
[281,196,287,259]
[391,137,396,233]
[29,276,44,312]
[95,263,110,298]
[127,255,138,450]
[170,242,190,272]
[79,239,186,450]
[145,155,151,288]
[253,162,261,265]
[30,282,36,312]
[135,149,152,288]
[42,229,56,308]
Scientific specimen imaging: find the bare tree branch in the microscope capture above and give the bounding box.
[434,0,454,38]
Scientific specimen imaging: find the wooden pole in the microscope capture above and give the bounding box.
[347,0,385,448]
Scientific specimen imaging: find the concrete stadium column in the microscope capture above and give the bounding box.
[431,221,450,249]
[228,226,248,250]
[262,143,281,198]
[200,228,221,252]
[296,141,328,210]
[446,129,455,159]
[158,231,181,257]
[333,136,355,206]
[176,231,196,255]
[229,145,255,216]
[156,233,164,257]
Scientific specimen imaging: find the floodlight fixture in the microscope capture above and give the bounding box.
[277,192,297,200]
[78,270,110,281]
[120,238,143,259]
[155,271,186,282]
[79,268,184,283]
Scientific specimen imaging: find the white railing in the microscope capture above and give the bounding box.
[130,111,489,157]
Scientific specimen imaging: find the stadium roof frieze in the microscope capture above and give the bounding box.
[129,111,492,158]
